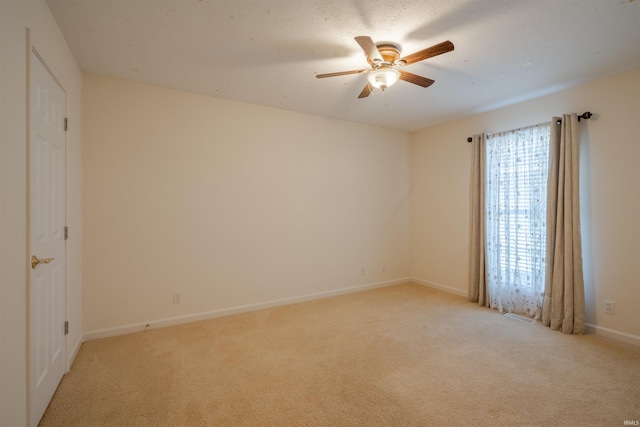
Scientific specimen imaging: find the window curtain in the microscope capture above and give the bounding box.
[468,134,488,306]
[485,123,550,319]
[542,114,586,334]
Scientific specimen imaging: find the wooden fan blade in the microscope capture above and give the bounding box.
[400,40,454,65]
[399,71,435,88]
[316,69,367,79]
[354,36,383,63]
[358,83,373,99]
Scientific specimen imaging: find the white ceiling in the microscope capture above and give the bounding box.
[46,0,640,132]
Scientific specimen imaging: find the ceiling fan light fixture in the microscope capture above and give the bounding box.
[317,36,454,98]
[367,67,401,90]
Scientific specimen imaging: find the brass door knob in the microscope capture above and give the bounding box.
[31,255,54,269]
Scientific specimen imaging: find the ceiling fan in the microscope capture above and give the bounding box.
[316,36,454,98]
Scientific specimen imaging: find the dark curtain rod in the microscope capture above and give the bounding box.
[466,111,593,142]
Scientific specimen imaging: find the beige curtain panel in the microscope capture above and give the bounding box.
[542,114,586,334]
[468,134,488,306]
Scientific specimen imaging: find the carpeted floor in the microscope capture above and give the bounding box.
[40,283,640,426]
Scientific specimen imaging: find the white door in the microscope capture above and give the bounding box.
[29,48,67,427]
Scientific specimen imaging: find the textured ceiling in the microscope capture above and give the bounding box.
[46,0,640,132]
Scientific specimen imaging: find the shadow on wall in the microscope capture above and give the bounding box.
[579,123,595,323]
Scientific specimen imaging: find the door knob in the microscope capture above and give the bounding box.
[31,255,54,269]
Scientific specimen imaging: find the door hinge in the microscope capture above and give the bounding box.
[64,117,68,131]
[64,226,69,240]
[64,321,69,336]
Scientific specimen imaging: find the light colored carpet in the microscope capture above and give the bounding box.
[41,283,640,426]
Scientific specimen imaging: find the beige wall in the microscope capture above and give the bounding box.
[410,68,640,340]
[82,74,411,334]
[0,0,83,425]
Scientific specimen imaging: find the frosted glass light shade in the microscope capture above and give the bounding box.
[367,67,401,89]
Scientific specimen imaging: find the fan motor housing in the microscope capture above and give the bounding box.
[373,42,402,65]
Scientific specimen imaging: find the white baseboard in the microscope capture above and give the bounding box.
[410,278,639,347]
[585,323,640,347]
[410,277,469,298]
[83,278,411,342]
[78,279,640,349]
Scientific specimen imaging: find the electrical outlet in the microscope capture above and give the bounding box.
[361,268,365,276]
[173,291,182,304]
[604,300,615,315]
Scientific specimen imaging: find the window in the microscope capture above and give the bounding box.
[485,122,550,318]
